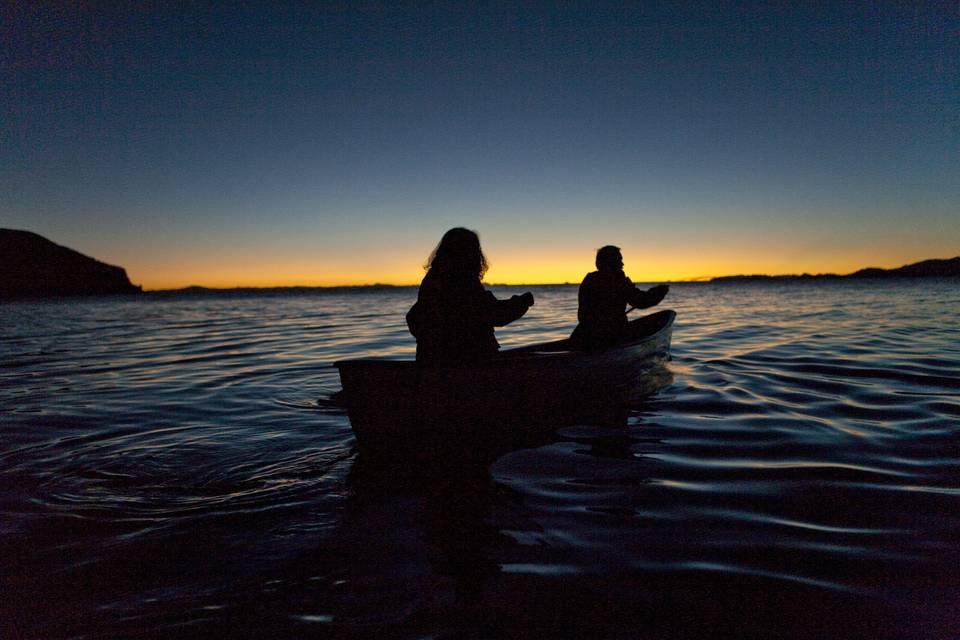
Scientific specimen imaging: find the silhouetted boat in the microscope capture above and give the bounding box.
[334,310,676,461]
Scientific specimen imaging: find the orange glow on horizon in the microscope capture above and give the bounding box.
[127,242,955,290]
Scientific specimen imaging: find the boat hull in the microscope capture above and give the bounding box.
[335,310,675,460]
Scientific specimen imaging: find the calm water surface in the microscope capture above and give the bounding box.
[2,281,959,638]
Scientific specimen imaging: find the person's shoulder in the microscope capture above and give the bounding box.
[418,270,449,296]
[581,271,599,285]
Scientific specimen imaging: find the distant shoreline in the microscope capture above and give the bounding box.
[143,273,960,294]
[144,257,959,292]
[146,284,417,294]
[4,228,956,297]
[709,256,960,283]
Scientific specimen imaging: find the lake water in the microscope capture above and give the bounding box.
[2,280,959,639]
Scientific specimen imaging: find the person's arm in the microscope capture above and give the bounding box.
[476,290,534,327]
[624,279,669,310]
[577,275,594,323]
[406,279,436,339]
[405,300,423,338]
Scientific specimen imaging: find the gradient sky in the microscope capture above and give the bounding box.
[3,2,958,288]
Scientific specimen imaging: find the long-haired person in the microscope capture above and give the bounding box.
[407,228,534,365]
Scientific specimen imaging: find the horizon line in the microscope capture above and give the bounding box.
[138,254,960,291]
[144,279,699,292]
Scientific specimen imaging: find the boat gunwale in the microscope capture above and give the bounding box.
[333,309,676,371]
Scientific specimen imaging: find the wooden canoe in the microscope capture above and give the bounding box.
[334,309,675,460]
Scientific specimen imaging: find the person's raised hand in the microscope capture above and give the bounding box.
[650,284,669,303]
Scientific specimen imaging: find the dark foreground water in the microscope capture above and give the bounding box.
[2,280,959,639]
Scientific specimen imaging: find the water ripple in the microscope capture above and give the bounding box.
[2,281,959,639]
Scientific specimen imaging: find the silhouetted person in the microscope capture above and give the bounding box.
[571,245,669,349]
[407,228,534,365]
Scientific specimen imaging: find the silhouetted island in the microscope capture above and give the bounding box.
[0,229,142,298]
[711,256,960,283]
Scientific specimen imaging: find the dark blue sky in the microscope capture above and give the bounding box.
[3,2,957,286]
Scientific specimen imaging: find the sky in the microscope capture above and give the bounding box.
[2,2,958,288]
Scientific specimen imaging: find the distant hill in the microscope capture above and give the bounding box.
[848,257,960,278]
[148,284,412,296]
[0,229,142,298]
[711,256,960,283]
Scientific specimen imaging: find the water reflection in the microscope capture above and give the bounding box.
[329,392,662,638]
[340,456,500,631]
[2,282,959,639]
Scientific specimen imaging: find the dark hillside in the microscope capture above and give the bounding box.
[0,229,141,298]
[712,256,960,283]
[850,257,960,278]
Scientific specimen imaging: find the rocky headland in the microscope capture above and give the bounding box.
[0,229,142,298]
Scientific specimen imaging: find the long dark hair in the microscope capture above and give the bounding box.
[425,227,489,280]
